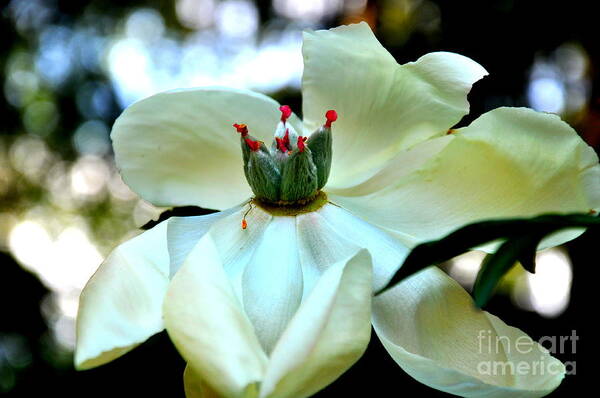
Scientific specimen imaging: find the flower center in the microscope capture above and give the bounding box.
[252,190,329,216]
[234,106,336,209]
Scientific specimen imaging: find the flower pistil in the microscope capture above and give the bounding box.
[233,106,336,206]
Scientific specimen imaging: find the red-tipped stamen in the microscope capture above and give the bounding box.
[297,136,307,152]
[325,110,337,128]
[242,204,253,230]
[279,105,292,122]
[233,123,249,137]
[244,137,261,152]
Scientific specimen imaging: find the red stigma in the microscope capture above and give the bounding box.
[279,105,292,122]
[283,129,290,146]
[276,129,291,152]
[325,110,337,128]
[241,219,248,229]
[275,137,287,153]
[297,136,307,152]
[233,123,248,137]
[244,138,261,152]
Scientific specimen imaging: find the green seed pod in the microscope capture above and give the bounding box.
[272,150,289,171]
[234,123,262,183]
[234,107,337,205]
[306,125,332,190]
[244,138,281,202]
[280,137,318,202]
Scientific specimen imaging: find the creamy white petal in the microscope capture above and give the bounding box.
[112,87,300,210]
[372,267,565,397]
[316,203,410,290]
[210,205,273,300]
[302,22,487,189]
[167,206,243,277]
[164,234,267,397]
[296,203,409,293]
[167,207,378,398]
[184,367,221,398]
[242,216,303,354]
[75,222,169,370]
[332,107,600,248]
[328,135,453,197]
[295,206,360,296]
[260,249,373,398]
[167,204,274,356]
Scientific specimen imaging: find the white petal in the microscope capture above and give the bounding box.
[167,206,242,277]
[297,203,409,293]
[184,366,225,398]
[75,222,169,369]
[328,135,453,197]
[260,249,373,398]
[302,22,487,189]
[210,205,273,300]
[242,216,303,354]
[317,204,410,290]
[164,203,405,397]
[163,234,267,397]
[332,107,600,248]
[112,87,298,210]
[295,207,360,296]
[372,267,565,397]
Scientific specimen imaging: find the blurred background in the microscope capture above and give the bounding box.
[0,0,595,396]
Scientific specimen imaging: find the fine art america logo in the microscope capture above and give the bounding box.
[477,330,578,376]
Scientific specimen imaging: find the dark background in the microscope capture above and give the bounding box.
[0,0,595,396]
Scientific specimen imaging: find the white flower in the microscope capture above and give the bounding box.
[75,23,600,398]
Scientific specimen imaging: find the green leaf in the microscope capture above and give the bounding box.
[515,232,546,273]
[141,206,217,230]
[472,233,544,307]
[377,213,600,300]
